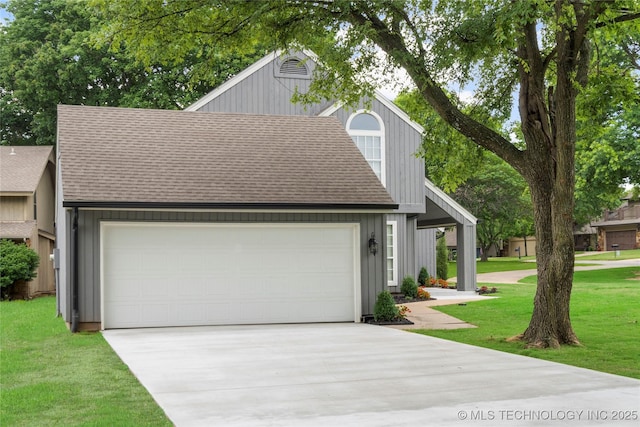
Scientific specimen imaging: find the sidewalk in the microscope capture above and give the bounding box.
[406,257,640,329]
[389,289,497,330]
[474,258,640,284]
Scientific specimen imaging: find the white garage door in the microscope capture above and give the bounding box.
[101,222,360,329]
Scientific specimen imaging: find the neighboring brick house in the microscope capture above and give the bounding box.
[592,195,640,251]
[0,146,56,296]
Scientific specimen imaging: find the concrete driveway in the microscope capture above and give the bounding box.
[103,324,639,426]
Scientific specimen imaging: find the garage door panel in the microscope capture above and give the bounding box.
[107,277,143,299]
[142,304,170,324]
[106,303,152,327]
[102,223,359,328]
[605,230,636,250]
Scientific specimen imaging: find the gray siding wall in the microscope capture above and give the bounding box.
[415,228,437,280]
[332,99,425,213]
[55,149,68,317]
[404,216,417,281]
[386,214,435,285]
[196,54,425,212]
[193,51,431,298]
[198,54,333,116]
[65,209,386,325]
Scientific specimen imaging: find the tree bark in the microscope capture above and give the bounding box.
[510,4,584,348]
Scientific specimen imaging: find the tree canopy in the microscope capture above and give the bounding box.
[574,28,640,224]
[0,0,264,145]
[452,156,533,261]
[41,0,640,347]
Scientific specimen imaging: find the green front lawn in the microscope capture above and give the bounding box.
[0,297,171,426]
[576,248,640,261]
[418,267,640,379]
[448,258,537,278]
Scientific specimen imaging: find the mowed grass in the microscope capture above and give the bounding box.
[576,248,640,261]
[0,297,171,426]
[448,257,537,278]
[418,267,640,379]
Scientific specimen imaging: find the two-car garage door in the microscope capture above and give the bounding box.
[101,222,360,329]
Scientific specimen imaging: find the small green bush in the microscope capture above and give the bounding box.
[373,290,399,322]
[0,239,39,292]
[418,267,429,285]
[436,236,448,280]
[400,276,418,298]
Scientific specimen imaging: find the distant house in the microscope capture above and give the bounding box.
[573,224,597,252]
[592,196,640,250]
[0,146,56,296]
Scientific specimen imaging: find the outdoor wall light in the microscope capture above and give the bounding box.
[368,232,378,256]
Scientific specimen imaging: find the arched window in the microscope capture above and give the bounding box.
[347,111,385,185]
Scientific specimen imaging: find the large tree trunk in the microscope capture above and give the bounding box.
[519,178,579,348]
[509,9,586,348]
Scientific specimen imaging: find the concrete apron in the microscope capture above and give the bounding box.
[103,324,640,427]
[391,290,497,330]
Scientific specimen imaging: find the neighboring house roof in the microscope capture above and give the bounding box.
[0,146,54,194]
[57,105,397,210]
[0,220,36,239]
[417,178,477,228]
[574,224,597,235]
[591,218,640,227]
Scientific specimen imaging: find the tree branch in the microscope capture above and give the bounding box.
[595,11,640,28]
[343,5,526,174]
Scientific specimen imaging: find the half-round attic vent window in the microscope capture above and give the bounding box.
[279,58,309,76]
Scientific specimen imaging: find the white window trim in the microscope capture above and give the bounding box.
[386,221,398,287]
[346,110,386,187]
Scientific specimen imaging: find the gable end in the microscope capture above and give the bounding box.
[276,57,310,78]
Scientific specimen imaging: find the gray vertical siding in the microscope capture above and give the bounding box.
[456,223,478,291]
[404,216,417,281]
[331,98,425,213]
[193,51,434,300]
[387,214,431,284]
[65,209,386,325]
[196,53,426,214]
[198,54,333,116]
[54,148,68,318]
[415,228,437,280]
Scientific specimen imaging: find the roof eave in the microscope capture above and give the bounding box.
[424,178,477,225]
[0,191,34,196]
[62,200,399,212]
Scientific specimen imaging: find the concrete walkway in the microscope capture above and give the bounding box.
[389,289,496,330]
[104,324,640,427]
[472,258,640,285]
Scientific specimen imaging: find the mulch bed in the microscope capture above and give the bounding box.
[362,315,414,325]
[391,293,436,304]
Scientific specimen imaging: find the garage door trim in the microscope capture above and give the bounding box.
[100,221,362,329]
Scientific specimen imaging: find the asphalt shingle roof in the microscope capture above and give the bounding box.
[0,221,36,239]
[0,146,54,193]
[57,105,397,209]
